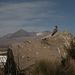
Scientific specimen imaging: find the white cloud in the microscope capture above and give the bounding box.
[0,1,65,37]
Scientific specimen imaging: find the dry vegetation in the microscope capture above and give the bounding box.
[0,31,75,75]
[26,58,75,75]
[26,38,75,75]
[0,68,4,75]
[65,39,75,59]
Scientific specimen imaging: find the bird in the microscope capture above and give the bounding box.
[52,26,58,36]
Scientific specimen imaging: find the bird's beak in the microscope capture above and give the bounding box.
[55,26,57,27]
[55,26,58,28]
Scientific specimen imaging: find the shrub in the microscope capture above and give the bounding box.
[57,59,75,75]
[65,40,75,59]
[26,59,58,75]
[0,67,4,75]
[26,59,75,75]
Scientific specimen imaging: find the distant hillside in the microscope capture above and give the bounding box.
[10,29,36,38]
[0,29,52,47]
[10,30,74,69]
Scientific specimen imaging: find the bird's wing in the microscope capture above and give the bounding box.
[52,28,58,36]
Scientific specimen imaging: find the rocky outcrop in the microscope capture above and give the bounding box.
[10,30,74,70]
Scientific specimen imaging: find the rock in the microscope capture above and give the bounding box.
[10,30,74,69]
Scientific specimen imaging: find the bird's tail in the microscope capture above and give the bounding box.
[51,33,54,36]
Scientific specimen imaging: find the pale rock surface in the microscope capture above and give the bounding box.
[10,30,74,69]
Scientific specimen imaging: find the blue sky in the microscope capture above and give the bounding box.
[0,0,75,37]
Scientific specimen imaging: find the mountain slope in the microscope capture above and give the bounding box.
[10,29,36,38]
[10,30,74,69]
[0,29,51,46]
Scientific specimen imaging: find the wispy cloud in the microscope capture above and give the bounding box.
[0,1,65,37]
